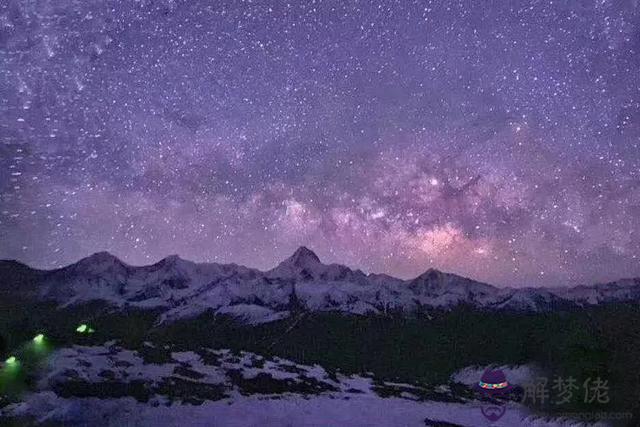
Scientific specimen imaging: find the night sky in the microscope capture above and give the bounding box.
[1,0,639,287]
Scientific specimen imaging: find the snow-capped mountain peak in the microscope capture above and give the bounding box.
[70,251,127,275]
[282,246,322,268]
[147,254,200,275]
[409,268,494,293]
[1,250,640,324]
[411,268,446,285]
[267,246,325,280]
[157,254,183,265]
[77,251,122,265]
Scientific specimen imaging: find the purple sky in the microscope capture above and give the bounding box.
[1,0,639,286]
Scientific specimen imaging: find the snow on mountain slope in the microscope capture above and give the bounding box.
[1,247,639,324]
[1,345,604,427]
[549,278,640,305]
[267,246,369,284]
[407,268,500,307]
[492,288,570,311]
[3,392,606,427]
[213,305,290,325]
[41,252,263,308]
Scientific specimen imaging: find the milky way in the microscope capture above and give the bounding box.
[1,0,639,286]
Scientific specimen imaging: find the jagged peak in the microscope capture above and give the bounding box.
[266,246,326,279]
[156,254,184,265]
[413,268,446,281]
[284,246,322,267]
[69,251,126,274]
[409,268,497,294]
[79,251,122,264]
[413,267,486,283]
[0,258,39,273]
[151,254,201,272]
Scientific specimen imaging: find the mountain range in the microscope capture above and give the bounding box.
[2,246,639,324]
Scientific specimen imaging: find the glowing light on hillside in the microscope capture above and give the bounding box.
[76,324,95,334]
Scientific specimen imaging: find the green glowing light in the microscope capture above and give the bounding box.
[5,356,17,365]
[87,327,95,334]
[33,333,45,343]
[76,324,88,333]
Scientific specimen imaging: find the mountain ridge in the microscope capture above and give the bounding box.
[7,246,638,288]
[1,247,639,324]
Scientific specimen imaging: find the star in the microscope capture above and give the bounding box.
[0,1,639,287]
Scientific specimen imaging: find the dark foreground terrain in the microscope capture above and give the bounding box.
[1,296,639,425]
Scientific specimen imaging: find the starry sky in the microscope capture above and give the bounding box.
[1,0,640,287]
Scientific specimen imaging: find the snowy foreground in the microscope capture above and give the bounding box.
[1,344,605,427]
